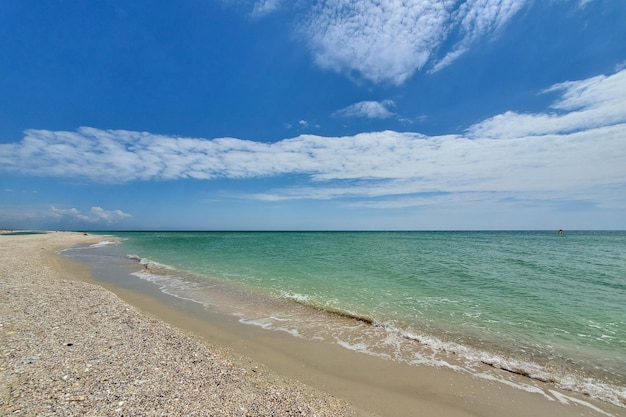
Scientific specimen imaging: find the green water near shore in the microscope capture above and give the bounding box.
[80,231,626,407]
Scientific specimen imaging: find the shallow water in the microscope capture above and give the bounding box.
[68,231,626,407]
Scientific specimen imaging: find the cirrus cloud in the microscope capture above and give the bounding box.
[299,0,528,84]
[467,69,626,138]
[227,0,529,85]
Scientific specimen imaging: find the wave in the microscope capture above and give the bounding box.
[127,254,174,273]
[279,291,626,408]
[282,292,375,325]
[120,253,625,409]
[89,240,118,248]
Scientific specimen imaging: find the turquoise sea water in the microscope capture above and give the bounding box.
[76,231,626,407]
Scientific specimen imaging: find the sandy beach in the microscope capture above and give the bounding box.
[0,232,360,416]
[1,232,623,417]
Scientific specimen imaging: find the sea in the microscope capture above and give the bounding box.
[64,231,626,409]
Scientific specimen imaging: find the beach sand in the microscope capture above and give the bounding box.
[1,232,622,417]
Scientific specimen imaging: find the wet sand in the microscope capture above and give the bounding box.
[1,231,622,417]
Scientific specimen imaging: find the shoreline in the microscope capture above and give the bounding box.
[0,232,361,416]
[1,232,622,416]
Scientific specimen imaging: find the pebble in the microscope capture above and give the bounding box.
[0,233,359,416]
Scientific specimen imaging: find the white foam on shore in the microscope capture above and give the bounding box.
[281,292,311,304]
[131,270,208,307]
[335,339,391,360]
[71,245,625,412]
[549,390,615,417]
[57,239,118,253]
[134,262,626,410]
[127,254,172,272]
[238,316,301,338]
[364,320,625,408]
[89,240,118,248]
[475,371,553,400]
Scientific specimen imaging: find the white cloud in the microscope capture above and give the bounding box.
[1,69,625,211]
[251,0,283,17]
[333,100,396,119]
[51,206,132,224]
[225,0,529,84]
[467,69,626,138]
[298,0,529,84]
[220,0,284,17]
[440,0,526,69]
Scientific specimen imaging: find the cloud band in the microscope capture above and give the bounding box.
[1,70,625,203]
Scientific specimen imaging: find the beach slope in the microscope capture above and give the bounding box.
[1,232,622,417]
[0,232,359,416]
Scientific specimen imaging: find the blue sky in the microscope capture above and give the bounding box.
[1,0,625,230]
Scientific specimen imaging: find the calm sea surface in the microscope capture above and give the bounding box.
[71,231,626,407]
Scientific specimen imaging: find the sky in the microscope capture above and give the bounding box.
[1,0,625,230]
